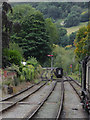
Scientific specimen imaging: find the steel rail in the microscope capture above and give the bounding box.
[2,71,46,102]
[24,81,57,120]
[56,80,64,120]
[1,81,47,113]
[1,80,42,102]
[68,76,81,87]
[67,77,81,99]
[69,81,81,99]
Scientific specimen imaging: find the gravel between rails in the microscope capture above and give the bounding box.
[69,81,81,96]
[3,81,45,102]
[61,82,89,119]
[0,81,46,112]
[2,81,56,119]
[32,82,62,119]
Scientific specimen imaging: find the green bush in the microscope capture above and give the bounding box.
[20,74,25,82]
[3,49,22,66]
[20,57,43,82]
[22,65,35,82]
[27,57,39,68]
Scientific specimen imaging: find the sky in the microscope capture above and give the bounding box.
[1,0,89,2]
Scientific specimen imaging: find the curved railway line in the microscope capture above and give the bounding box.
[1,70,48,113]
[26,81,64,119]
[1,81,47,113]
[1,69,64,119]
[2,79,64,119]
[25,81,57,119]
[1,69,89,119]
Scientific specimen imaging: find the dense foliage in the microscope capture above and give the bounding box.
[30,2,88,20]
[45,18,59,45]
[3,49,22,66]
[74,24,90,61]
[2,2,89,83]
[53,45,76,74]
[29,2,88,28]
[57,27,69,46]
[8,4,62,64]
[69,32,77,46]
[2,2,13,49]
[64,11,80,27]
[3,42,23,68]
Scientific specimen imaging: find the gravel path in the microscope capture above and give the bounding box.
[61,82,89,119]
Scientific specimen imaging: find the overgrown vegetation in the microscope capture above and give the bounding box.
[2,2,90,88]
[74,24,90,62]
[53,45,77,74]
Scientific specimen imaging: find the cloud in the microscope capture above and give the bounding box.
[7,0,89,2]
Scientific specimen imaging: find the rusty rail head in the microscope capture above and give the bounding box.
[56,80,64,120]
[68,76,81,87]
[67,77,81,99]
[1,80,42,102]
[1,81,47,114]
[69,81,81,99]
[25,81,57,120]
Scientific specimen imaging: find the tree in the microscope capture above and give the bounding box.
[71,5,82,14]
[30,2,88,20]
[64,11,80,27]
[45,18,59,45]
[2,2,13,68]
[2,2,13,49]
[69,32,77,46]
[47,6,62,20]
[10,5,51,64]
[74,25,90,61]
[57,27,69,46]
[53,45,76,73]
[3,49,22,66]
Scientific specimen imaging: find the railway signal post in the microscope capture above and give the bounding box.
[47,54,53,70]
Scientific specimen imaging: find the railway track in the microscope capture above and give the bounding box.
[1,81,47,113]
[56,80,64,119]
[25,81,57,119]
[61,80,88,119]
[1,81,42,102]
[2,77,64,119]
[1,81,60,119]
[2,69,47,102]
[2,67,86,119]
[1,70,50,113]
[67,77,82,99]
[25,80,64,119]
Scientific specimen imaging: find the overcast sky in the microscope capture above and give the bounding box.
[6,0,90,2]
